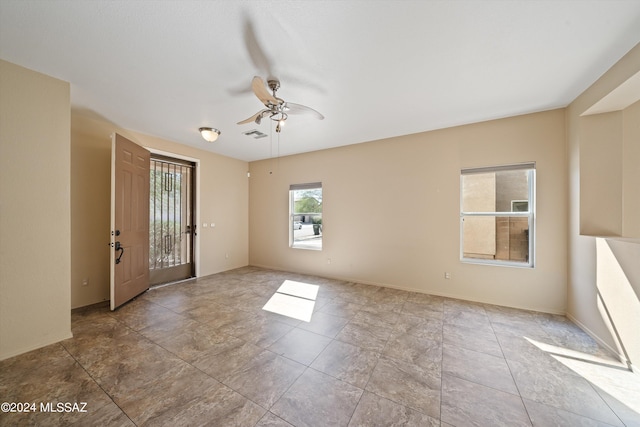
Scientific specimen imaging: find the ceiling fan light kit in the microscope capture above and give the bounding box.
[237,76,324,133]
[199,127,221,142]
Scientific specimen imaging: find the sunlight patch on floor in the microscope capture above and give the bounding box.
[262,280,319,322]
[526,337,640,415]
[277,280,319,300]
[525,337,626,369]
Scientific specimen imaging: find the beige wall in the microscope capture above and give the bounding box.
[70,114,249,308]
[0,60,72,360]
[5,40,637,365]
[623,100,640,238]
[249,109,567,314]
[567,43,640,368]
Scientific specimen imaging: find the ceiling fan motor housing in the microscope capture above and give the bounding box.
[267,79,281,93]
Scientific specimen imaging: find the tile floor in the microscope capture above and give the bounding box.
[1,267,639,426]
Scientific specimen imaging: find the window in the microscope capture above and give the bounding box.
[460,163,535,267]
[290,183,322,250]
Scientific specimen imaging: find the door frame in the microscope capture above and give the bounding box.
[146,148,201,279]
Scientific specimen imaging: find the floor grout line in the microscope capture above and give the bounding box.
[5,267,637,427]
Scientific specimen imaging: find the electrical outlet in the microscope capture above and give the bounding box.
[81,278,89,286]
[327,258,331,265]
[444,272,451,279]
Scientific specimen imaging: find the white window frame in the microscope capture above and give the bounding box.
[460,163,535,268]
[289,182,322,251]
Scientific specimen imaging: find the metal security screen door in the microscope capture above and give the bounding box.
[149,155,195,286]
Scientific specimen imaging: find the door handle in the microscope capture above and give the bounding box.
[115,241,124,264]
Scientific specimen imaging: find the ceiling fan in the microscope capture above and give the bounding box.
[237,76,324,133]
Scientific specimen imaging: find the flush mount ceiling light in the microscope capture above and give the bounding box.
[199,127,221,142]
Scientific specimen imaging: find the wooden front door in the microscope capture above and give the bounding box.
[110,133,150,310]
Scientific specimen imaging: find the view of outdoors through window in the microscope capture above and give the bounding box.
[290,184,322,250]
[461,165,534,266]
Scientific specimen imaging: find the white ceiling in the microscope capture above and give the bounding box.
[2,1,640,162]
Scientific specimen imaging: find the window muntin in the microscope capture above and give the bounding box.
[460,163,535,267]
[290,183,322,250]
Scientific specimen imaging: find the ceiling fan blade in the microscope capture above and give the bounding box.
[243,16,274,78]
[237,109,269,125]
[252,76,279,106]
[283,102,325,120]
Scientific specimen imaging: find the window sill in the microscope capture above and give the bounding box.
[291,243,322,251]
[461,258,534,269]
